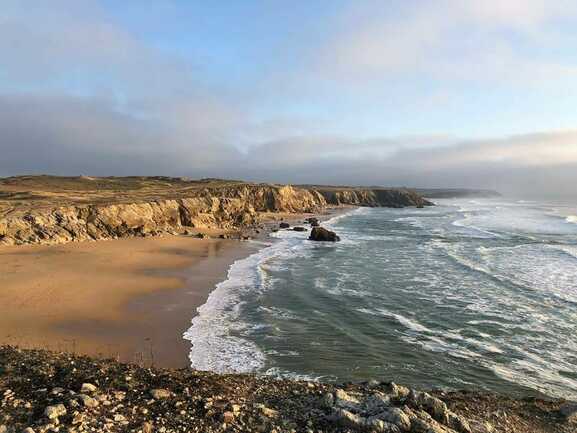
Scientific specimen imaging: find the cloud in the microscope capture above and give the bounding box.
[0,0,251,175]
[0,93,243,176]
[389,131,577,168]
[1,92,577,198]
[236,130,577,198]
[315,0,577,86]
[1,0,577,199]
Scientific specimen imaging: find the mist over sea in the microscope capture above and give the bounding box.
[186,199,577,399]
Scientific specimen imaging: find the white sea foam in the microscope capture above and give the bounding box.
[324,206,367,227]
[185,208,361,374]
[551,244,577,261]
[488,348,577,399]
[184,245,270,373]
[566,215,577,224]
[258,305,301,321]
[326,286,372,298]
[264,367,335,382]
[184,234,315,372]
[394,216,424,228]
[452,215,498,238]
[356,307,431,333]
[188,199,577,398]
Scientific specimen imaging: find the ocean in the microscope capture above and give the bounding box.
[184,198,577,399]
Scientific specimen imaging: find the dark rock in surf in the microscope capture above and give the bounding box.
[293,226,307,232]
[279,222,290,229]
[306,217,320,226]
[309,227,340,242]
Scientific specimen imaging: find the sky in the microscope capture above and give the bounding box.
[2,0,577,197]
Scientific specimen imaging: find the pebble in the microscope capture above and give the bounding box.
[257,404,278,418]
[0,345,564,433]
[113,414,126,422]
[78,394,99,408]
[150,389,171,400]
[44,404,67,420]
[560,402,577,423]
[80,383,97,394]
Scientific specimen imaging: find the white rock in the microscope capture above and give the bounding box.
[78,394,99,408]
[335,408,363,428]
[334,388,360,409]
[80,383,97,394]
[365,392,392,412]
[150,389,171,400]
[447,411,472,433]
[113,414,126,422]
[378,407,411,431]
[44,404,67,420]
[388,382,410,399]
[365,417,401,433]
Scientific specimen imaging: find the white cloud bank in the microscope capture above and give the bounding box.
[1,0,577,199]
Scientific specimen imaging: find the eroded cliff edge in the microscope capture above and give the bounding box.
[0,176,432,246]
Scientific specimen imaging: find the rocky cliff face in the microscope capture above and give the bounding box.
[0,181,431,246]
[312,187,432,208]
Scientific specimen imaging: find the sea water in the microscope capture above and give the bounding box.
[185,199,577,399]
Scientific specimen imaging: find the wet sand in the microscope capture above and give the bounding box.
[0,236,257,368]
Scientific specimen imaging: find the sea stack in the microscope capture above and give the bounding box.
[309,226,340,242]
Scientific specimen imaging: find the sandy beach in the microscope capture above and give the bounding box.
[0,235,257,368]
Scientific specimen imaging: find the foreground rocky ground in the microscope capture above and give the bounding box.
[0,346,574,433]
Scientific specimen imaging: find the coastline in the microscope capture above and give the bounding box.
[0,207,347,369]
[0,235,258,368]
[185,206,359,373]
[0,204,575,431]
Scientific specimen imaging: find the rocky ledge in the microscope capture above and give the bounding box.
[0,346,573,433]
[0,177,432,246]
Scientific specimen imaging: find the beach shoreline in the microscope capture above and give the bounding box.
[0,207,347,369]
[0,235,257,368]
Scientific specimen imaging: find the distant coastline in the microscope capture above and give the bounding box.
[413,188,501,199]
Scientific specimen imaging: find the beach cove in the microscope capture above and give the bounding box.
[0,235,257,367]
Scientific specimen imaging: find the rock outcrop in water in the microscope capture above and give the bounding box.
[0,346,571,433]
[0,177,432,246]
[306,217,320,227]
[309,226,341,242]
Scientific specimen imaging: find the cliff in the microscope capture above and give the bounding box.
[0,176,432,246]
[309,186,432,208]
